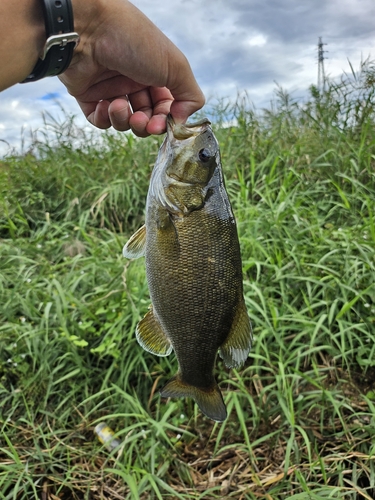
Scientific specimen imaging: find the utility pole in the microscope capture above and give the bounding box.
[317,37,327,92]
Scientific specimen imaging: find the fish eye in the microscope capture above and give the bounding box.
[198,148,211,163]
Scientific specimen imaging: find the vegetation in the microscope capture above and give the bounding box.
[1,61,375,499]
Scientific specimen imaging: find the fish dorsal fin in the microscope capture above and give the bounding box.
[136,306,173,356]
[123,225,146,259]
[219,300,252,368]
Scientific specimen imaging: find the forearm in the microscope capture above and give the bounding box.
[0,0,168,91]
[0,0,205,134]
[0,0,45,90]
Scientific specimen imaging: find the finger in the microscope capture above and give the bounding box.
[128,112,151,138]
[130,111,168,137]
[145,114,168,135]
[128,87,173,135]
[126,89,154,137]
[108,98,132,131]
[86,100,112,129]
[128,88,153,117]
[128,87,172,134]
[144,87,173,134]
[169,95,205,124]
[149,87,174,113]
[144,48,204,123]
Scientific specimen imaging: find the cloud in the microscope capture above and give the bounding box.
[132,0,375,102]
[1,0,375,156]
[0,79,84,156]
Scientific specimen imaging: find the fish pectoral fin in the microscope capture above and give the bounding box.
[160,375,227,422]
[136,306,172,356]
[123,224,146,259]
[219,299,252,369]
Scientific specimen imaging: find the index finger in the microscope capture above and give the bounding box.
[129,86,172,135]
[163,54,205,123]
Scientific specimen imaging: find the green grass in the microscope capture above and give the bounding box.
[1,63,375,499]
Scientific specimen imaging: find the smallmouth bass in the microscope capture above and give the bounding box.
[123,115,252,422]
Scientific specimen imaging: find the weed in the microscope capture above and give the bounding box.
[1,63,375,498]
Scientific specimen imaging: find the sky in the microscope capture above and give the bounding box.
[1,0,375,156]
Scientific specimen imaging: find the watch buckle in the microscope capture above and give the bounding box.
[41,32,80,61]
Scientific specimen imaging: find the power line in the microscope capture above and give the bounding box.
[317,36,328,92]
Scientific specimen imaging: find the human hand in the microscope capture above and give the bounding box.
[59,0,205,137]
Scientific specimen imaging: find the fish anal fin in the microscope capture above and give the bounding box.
[136,306,172,356]
[219,300,252,368]
[123,224,146,259]
[160,375,227,422]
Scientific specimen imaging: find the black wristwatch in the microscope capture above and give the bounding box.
[21,0,79,83]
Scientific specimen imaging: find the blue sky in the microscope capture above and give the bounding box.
[1,0,375,156]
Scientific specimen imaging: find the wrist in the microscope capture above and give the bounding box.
[0,0,45,90]
[22,0,80,83]
[69,0,109,59]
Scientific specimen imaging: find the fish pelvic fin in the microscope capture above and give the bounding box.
[123,224,146,259]
[219,299,252,369]
[160,375,227,422]
[136,305,172,356]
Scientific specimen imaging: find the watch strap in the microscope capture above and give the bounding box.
[21,0,79,83]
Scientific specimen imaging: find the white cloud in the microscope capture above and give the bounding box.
[1,0,374,156]
[0,78,85,156]
[247,34,267,47]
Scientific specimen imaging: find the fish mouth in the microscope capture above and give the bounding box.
[167,114,211,140]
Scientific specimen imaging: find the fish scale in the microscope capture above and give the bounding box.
[123,114,252,421]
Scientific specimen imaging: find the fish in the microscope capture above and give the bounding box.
[123,114,252,422]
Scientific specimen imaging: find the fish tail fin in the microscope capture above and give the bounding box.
[160,374,227,422]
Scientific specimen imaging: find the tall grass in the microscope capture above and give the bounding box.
[1,61,375,499]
